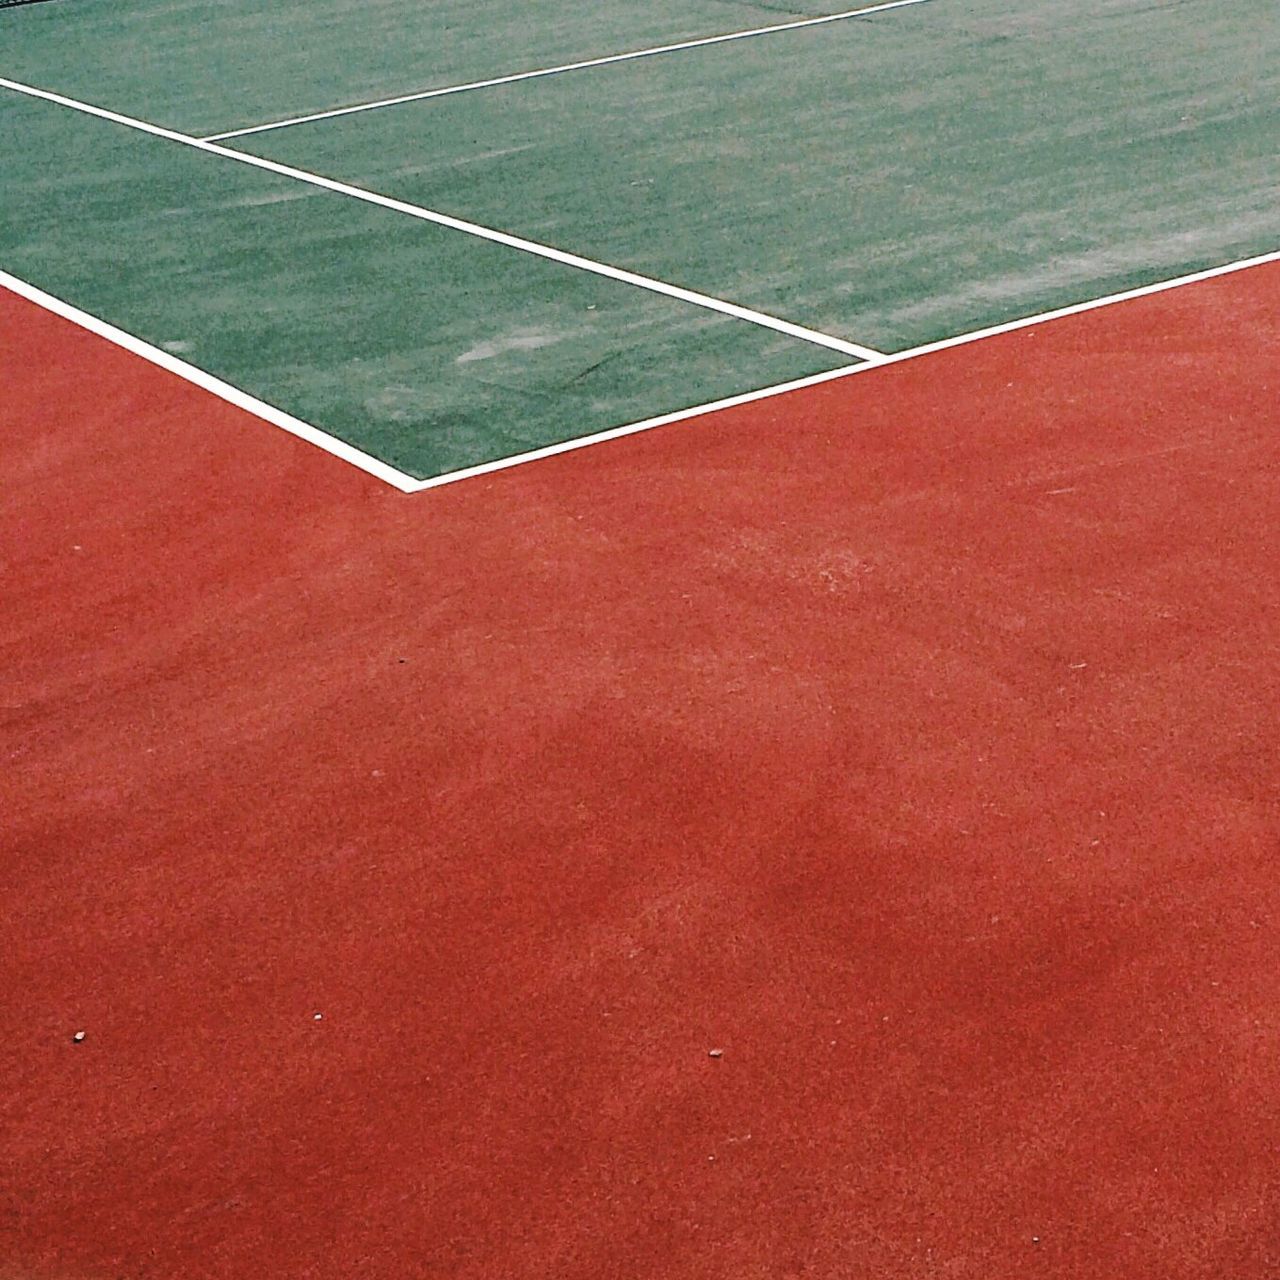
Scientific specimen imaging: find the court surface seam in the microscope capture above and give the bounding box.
[0,76,884,363]
[4,250,1275,493]
[199,0,934,142]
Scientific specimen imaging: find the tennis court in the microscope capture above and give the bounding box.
[3,1,1279,1276]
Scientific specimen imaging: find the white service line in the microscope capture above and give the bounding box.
[0,269,420,491]
[201,0,934,143]
[0,76,883,362]
[401,247,1280,491]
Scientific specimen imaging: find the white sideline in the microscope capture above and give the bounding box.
[200,0,934,142]
[0,269,421,490]
[0,76,882,363]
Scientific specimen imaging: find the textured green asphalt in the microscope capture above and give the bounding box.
[3,0,1276,480]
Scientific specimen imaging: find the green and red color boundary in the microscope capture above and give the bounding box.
[3,261,1279,1277]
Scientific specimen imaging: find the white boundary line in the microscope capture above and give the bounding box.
[0,76,882,362]
[200,0,934,143]
[4,253,1276,495]
[2,77,1275,494]
[401,248,1280,491]
[0,268,421,491]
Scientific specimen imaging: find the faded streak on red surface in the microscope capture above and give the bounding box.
[3,266,1279,1279]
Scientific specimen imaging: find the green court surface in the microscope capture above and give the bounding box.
[0,0,873,137]
[2,0,1277,481]
[1,95,843,479]
[239,0,1279,351]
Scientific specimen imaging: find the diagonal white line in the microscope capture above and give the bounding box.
[4,239,1275,494]
[0,75,884,362]
[0,268,420,491]
[200,0,934,143]
[400,248,1280,491]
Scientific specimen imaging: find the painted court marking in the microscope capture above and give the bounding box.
[401,250,1280,491]
[200,0,934,142]
[0,268,420,490]
[0,76,883,363]
[5,252,1275,493]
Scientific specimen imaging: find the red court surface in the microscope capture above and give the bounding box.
[3,262,1279,1278]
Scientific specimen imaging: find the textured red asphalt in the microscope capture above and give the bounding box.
[3,264,1279,1279]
